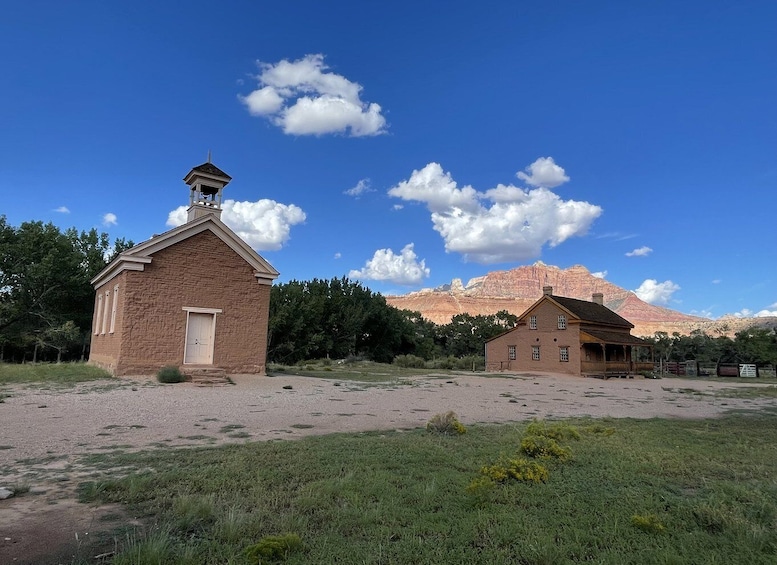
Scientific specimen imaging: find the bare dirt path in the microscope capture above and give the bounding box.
[1,372,775,563]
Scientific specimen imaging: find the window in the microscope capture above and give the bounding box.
[109,285,119,333]
[557,315,567,329]
[508,345,516,360]
[532,346,540,361]
[101,290,110,334]
[94,294,103,335]
[529,315,537,329]
[559,347,569,362]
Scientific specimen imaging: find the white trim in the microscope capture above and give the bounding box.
[90,256,151,287]
[183,310,218,365]
[109,284,119,333]
[101,290,110,335]
[94,294,103,335]
[182,306,223,314]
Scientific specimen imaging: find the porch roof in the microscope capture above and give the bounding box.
[581,329,652,347]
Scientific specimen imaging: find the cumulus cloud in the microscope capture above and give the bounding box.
[626,246,653,257]
[387,160,602,263]
[348,243,430,285]
[102,213,117,227]
[634,279,680,305]
[334,252,342,259]
[54,206,70,214]
[344,178,373,197]
[734,306,777,318]
[516,157,570,188]
[592,271,608,279]
[167,199,306,251]
[239,54,387,137]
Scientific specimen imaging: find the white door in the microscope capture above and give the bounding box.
[184,312,214,364]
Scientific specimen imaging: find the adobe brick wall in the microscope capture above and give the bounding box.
[486,301,581,376]
[90,230,271,376]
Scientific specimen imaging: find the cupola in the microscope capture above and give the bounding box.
[183,156,232,222]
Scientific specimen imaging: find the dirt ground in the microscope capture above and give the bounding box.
[1,371,776,564]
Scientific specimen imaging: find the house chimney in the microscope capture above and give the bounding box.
[592,292,604,305]
[543,286,553,296]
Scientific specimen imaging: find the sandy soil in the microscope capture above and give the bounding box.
[1,371,776,563]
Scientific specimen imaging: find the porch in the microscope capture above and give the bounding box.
[579,328,653,379]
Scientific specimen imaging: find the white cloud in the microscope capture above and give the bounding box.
[166,199,306,251]
[712,279,721,284]
[634,279,680,305]
[334,252,342,259]
[102,213,117,227]
[516,157,570,188]
[691,309,715,319]
[626,246,653,257]
[733,309,754,318]
[592,271,608,279]
[387,161,602,263]
[344,178,373,197]
[735,305,777,318]
[54,206,70,214]
[239,54,387,137]
[349,243,430,285]
[756,309,777,317]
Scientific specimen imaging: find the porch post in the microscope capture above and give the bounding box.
[601,343,606,375]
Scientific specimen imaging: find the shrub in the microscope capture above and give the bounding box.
[244,533,302,563]
[475,457,549,487]
[525,420,580,441]
[393,354,427,368]
[631,513,666,534]
[426,411,467,435]
[520,435,572,461]
[157,365,184,384]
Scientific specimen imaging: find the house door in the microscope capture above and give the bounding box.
[184,312,215,364]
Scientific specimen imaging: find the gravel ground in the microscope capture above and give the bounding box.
[1,371,776,564]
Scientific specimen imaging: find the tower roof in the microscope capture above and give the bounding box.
[185,162,232,182]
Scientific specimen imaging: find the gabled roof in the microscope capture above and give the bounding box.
[549,295,633,328]
[91,214,279,288]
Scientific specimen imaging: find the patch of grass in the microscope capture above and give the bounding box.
[426,411,467,435]
[219,424,245,434]
[267,359,468,382]
[78,414,777,564]
[0,362,112,385]
[156,365,184,384]
[715,385,777,399]
[291,424,315,429]
[227,431,251,439]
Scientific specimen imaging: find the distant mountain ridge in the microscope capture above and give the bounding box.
[385,262,769,337]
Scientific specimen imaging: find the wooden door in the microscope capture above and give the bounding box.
[184,312,214,364]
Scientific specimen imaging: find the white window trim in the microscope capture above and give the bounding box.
[182,306,223,314]
[532,345,540,361]
[529,315,537,330]
[560,346,569,362]
[109,284,119,334]
[94,294,103,335]
[508,345,516,360]
[558,315,567,329]
[101,290,110,335]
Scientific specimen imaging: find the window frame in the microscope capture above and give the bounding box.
[557,314,567,329]
[529,315,537,330]
[508,345,516,360]
[531,345,540,361]
[109,284,119,334]
[559,346,569,362]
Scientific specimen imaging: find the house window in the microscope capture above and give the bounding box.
[508,345,516,360]
[532,346,540,361]
[529,315,537,329]
[560,347,569,362]
[109,285,119,334]
[558,315,567,329]
[94,294,103,335]
[101,290,110,334]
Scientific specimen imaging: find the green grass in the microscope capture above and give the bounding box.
[77,413,777,564]
[0,362,112,385]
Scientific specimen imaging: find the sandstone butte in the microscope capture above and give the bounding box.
[384,262,774,338]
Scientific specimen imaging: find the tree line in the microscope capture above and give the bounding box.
[0,217,131,362]
[2,216,774,367]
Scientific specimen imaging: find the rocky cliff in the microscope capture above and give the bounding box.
[385,262,770,337]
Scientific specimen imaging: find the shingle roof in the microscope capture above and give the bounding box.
[550,295,633,328]
[190,162,232,180]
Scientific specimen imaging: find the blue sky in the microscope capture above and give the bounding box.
[2,1,775,319]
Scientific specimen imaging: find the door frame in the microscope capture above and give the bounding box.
[182,306,222,365]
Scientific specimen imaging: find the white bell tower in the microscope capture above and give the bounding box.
[183,154,231,222]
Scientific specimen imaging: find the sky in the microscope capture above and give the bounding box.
[1,1,775,320]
